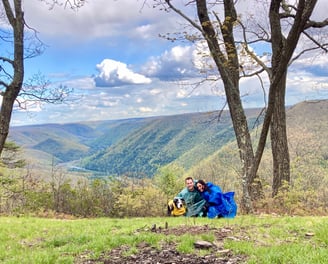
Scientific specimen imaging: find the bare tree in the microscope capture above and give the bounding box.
[155,0,327,212]
[0,0,25,156]
[0,0,73,156]
[243,0,328,196]
[157,0,262,212]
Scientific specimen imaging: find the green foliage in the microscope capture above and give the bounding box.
[1,141,26,168]
[33,138,88,163]
[1,164,171,217]
[1,158,327,217]
[81,112,237,177]
[153,164,185,200]
[254,181,328,216]
[109,177,167,217]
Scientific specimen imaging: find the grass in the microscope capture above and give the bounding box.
[0,215,327,263]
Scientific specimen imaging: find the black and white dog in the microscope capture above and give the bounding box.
[174,198,185,209]
[167,198,185,216]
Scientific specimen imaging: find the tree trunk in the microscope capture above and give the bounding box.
[224,81,255,213]
[0,0,25,156]
[270,72,290,197]
[195,0,262,213]
[0,90,18,155]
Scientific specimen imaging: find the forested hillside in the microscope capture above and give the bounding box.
[3,100,328,217]
[184,100,328,215]
[9,109,261,177]
[80,111,238,177]
[8,100,328,181]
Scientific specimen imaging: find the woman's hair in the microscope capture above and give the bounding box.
[197,179,209,191]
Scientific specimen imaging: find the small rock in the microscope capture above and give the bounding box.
[194,240,215,249]
[305,232,315,237]
[217,249,231,254]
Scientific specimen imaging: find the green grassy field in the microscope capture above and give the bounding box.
[0,215,327,264]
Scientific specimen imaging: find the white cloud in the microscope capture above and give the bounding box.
[288,71,328,93]
[23,0,184,43]
[176,89,188,98]
[193,41,213,71]
[311,0,328,20]
[94,59,151,87]
[142,45,199,80]
[136,98,143,103]
[149,88,161,95]
[139,107,153,113]
[291,53,328,72]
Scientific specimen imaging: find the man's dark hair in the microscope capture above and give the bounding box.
[185,176,193,182]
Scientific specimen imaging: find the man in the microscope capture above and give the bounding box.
[168,177,206,217]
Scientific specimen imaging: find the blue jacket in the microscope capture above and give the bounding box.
[201,182,237,218]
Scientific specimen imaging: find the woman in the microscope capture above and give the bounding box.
[196,179,237,218]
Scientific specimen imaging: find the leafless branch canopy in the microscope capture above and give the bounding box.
[16,72,74,109]
[39,0,86,10]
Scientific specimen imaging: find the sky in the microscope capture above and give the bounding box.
[2,0,328,126]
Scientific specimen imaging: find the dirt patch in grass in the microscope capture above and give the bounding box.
[75,225,247,264]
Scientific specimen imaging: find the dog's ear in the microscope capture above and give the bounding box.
[168,200,174,211]
[167,205,173,216]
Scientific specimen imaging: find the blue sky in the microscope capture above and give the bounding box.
[4,0,328,126]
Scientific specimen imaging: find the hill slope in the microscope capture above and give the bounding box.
[9,109,261,177]
[80,111,240,176]
[8,100,328,178]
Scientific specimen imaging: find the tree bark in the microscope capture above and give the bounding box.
[0,0,25,156]
[271,72,290,197]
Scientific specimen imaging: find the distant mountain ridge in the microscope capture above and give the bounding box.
[80,111,239,176]
[8,100,328,178]
[8,110,245,177]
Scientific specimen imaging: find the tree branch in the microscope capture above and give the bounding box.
[305,18,328,29]
[239,20,272,77]
[164,0,203,32]
[2,0,16,26]
[0,56,14,65]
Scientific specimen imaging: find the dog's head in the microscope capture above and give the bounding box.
[173,198,185,209]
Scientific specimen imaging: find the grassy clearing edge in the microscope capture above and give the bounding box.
[0,215,327,263]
